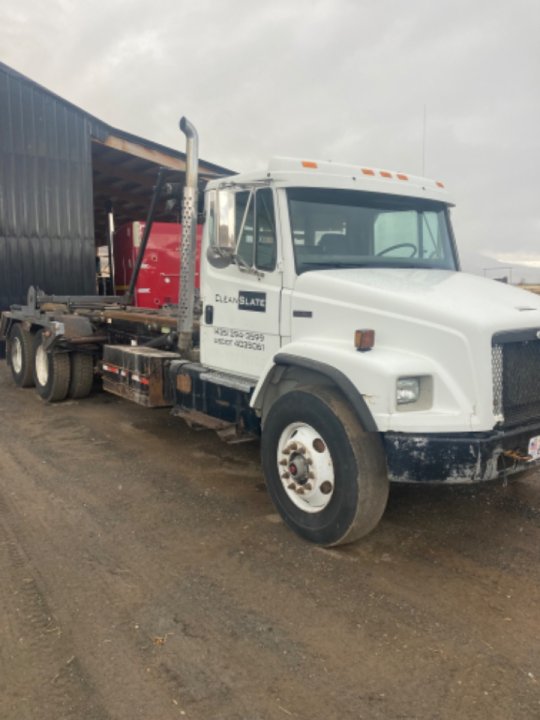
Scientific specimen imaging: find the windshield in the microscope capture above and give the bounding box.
[287,188,457,274]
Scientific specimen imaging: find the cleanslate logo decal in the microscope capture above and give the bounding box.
[238,291,266,312]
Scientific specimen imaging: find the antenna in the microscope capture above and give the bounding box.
[422,104,427,176]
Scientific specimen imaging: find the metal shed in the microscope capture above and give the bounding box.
[0,62,231,346]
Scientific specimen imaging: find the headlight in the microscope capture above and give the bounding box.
[396,377,421,405]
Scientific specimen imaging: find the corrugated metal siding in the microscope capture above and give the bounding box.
[0,65,96,310]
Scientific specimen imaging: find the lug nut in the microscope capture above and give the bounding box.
[279,459,288,466]
[304,483,312,491]
[289,442,298,451]
[308,471,315,479]
[296,488,305,495]
[287,483,296,490]
[282,472,290,479]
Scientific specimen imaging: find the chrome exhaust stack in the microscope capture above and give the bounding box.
[177,116,199,354]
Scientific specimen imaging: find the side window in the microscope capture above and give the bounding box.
[255,188,277,271]
[235,191,254,265]
[234,188,277,272]
[421,212,445,259]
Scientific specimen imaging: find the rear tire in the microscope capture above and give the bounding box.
[68,353,94,399]
[261,386,389,546]
[7,324,35,387]
[33,330,71,403]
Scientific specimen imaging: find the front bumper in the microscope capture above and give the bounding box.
[383,422,540,484]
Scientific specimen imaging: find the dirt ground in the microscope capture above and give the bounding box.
[0,363,539,720]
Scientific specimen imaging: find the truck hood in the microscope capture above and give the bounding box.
[292,268,540,333]
[287,268,540,434]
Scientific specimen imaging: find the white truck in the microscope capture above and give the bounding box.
[2,117,540,546]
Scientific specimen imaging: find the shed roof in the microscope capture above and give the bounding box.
[0,61,233,241]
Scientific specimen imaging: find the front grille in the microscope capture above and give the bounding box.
[492,344,503,416]
[493,337,540,426]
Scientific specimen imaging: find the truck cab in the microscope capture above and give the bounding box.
[200,158,457,382]
[191,154,540,542]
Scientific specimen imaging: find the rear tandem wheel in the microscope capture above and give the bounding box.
[33,330,71,403]
[7,323,35,387]
[68,352,94,399]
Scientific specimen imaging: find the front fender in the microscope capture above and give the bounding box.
[252,339,475,433]
[251,341,378,432]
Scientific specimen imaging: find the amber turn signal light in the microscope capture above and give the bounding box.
[354,329,375,352]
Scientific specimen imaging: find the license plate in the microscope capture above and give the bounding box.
[528,435,540,461]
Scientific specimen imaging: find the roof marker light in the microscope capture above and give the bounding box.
[302,160,318,169]
[436,181,445,188]
[380,170,392,178]
[397,173,409,181]
[361,168,375,176]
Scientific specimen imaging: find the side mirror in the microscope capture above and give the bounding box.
[207,245,234,269]
[205,190,237,268]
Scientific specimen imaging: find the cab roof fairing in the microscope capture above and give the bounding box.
[206,157,453,206]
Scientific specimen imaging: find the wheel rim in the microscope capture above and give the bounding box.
[35,344,49,386]
[276,422,335,513]
[11,337,23,373]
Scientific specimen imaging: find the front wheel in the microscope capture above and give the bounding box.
[261,387,389,546]
[33,330,71,403]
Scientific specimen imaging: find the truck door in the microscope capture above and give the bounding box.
[200,187,282,378]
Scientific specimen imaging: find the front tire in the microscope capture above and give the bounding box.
[261,386,389,546]
[33,330,71,403]
[7,324,35,387]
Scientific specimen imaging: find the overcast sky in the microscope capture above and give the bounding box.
[2,0,539,279]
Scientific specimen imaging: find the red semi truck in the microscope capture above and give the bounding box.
[113,221,202,309]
